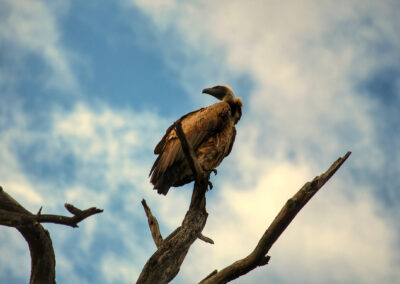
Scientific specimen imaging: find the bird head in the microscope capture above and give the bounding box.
[202,85,235,101]
[203,85,242,124]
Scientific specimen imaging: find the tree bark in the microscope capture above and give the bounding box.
[137,120,212,283]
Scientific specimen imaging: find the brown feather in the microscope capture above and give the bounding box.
[150,100,240,195]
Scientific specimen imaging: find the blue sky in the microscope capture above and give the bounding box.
[1,0,399,283]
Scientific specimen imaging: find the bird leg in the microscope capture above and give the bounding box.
[199,166,216,190]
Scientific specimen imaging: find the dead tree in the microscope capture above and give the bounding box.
[0,119,351,283]
[138,120,351,283]
[0,186,102,284]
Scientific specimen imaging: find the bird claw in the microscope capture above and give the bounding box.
[201,166,217,176]
[208,181,213,190]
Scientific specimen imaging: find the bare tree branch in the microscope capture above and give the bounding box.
[0,186,103,284]
[0,203,103,228]
[136,121,211,284]
[198,233,214,244]
[141,199,163,248]
[200,151,352,284]
[38,203,103,227]
[0,186,56,284]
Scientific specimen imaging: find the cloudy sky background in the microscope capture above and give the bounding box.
[0,0,399,283]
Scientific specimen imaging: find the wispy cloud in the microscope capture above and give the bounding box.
[0,100,190,282]
[0,0,77,91]
[122,0,400,283]
[1,0,399,283]
[0,229,30,283]
[179,163,400,283]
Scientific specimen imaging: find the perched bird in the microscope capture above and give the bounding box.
[149,85,242,195]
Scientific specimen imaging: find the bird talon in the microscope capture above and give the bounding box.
[202,166,217,176]
[208,181,213,190]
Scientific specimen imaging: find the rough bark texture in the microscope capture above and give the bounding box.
[18,224,56,284]
[137,180,208,284]
[0,187,56,284]
[137,120,211,284]
[0,186,102,284]
[141,199,163,248]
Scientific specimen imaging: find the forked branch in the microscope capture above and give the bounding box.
[137,120,211,284]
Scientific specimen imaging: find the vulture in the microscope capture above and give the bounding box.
[149,85,242,195]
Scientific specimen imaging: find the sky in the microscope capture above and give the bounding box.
[0,0,399,283]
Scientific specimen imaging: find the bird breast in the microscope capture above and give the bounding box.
[196,120,235,170]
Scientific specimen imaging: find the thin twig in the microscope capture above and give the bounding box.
[141,199,163,248]
[37,204,103,228]
[198,233,214,244]
[0,206,103,228]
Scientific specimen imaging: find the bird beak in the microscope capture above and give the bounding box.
[202,88,212,94]
[202,85,233,101]
[202,87,225,100]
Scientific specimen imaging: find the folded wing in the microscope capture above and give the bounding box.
[150,101,233,195]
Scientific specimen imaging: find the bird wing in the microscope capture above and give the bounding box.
[150,101,231,180]
[225,126,236,157]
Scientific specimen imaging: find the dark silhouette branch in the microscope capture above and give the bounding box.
[0,186,102,284]
[198,233,214,244]
[199,151,352,284]
[141,199,163,248]
[0,203,102,228]
[137,120,211,284]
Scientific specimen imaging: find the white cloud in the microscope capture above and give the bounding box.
[0,104,45,208]
[121,0,389,180]
[56,253,91,284]
[1,1,399,283]
[0,228,30,283]
[176,161,400,283]
[0,99,204,282]
[101,253,140,283]
[0,0,77,91]
[121,1,400,283]
[125,0,398,157]
[52,103,167,192]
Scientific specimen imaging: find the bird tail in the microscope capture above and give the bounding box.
[156,184,171,195]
